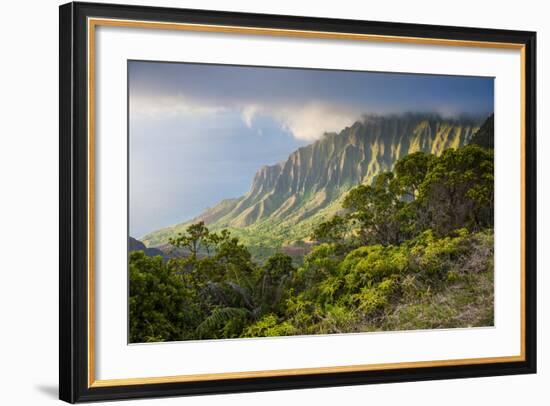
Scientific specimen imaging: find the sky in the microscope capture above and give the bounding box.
[129,61,494,237]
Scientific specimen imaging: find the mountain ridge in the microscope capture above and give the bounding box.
[142,113,483,250]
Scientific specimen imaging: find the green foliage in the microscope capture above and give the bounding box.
[282,228,493,335]
[314,144,493,245]
[339,245,406,287]
[418,145,494,235]
[196,307,249,339]
[243,314,296,337]
[129,251,201,343]
[393,151,434,198]
[130,223,301,341]
[312,215,350,245]
[342,172,408,246]
[130,141,494,342]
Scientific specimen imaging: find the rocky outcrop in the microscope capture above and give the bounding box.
[143,113,482,247]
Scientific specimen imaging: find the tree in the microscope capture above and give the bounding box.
[312,215,352,247]
[214,229,255,282]
[167,223,267,339]
[256,253,295,313]
[129,251,202,342]
[312,144,494,247]
[169,221,215,258]
[342,172,408,245]
[393,151,434,199]
[417,145,494,235]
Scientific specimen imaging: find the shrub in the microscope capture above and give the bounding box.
[243,314,296,337]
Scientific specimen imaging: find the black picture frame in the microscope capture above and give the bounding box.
[59,1,537,403]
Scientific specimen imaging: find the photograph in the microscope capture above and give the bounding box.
[49,0,537,403]
[128,61,495,343]
[0,0,543,403]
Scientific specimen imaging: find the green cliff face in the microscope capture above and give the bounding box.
[142,113,480,252]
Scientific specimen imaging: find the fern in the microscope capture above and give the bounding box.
[196,307,249,338]
[226,282,253,308]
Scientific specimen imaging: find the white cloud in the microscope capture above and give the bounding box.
[131,93,362,142]
[270,102,360,141]
[238,101,361,141]
[241,104,259,128]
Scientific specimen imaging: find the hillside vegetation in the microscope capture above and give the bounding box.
[142,114,481,260]
[130,135,494,342]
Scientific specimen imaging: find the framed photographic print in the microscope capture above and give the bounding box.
[59,1,536,403]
